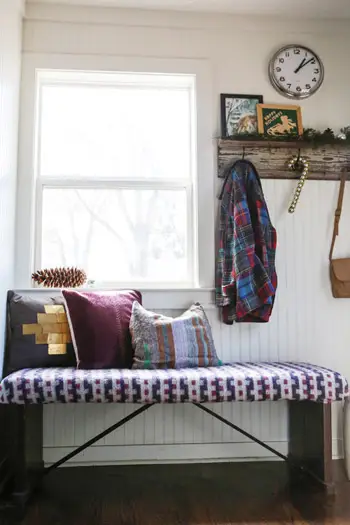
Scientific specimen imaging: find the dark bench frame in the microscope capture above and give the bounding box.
[0,398,333,518]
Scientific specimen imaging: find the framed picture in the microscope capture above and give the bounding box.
[257,104,303,137]
[221,94,263,137]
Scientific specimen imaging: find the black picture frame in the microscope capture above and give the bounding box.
[220,93,264,137]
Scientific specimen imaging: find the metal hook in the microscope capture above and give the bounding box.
[242,147,245,160]
[296,148,301,164]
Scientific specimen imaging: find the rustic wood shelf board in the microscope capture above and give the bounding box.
[218,139,350,180]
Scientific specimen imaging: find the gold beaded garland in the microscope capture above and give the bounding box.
[288,155,309,214]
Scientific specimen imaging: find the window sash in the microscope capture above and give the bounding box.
[36,76,195,182]
[35,179,195,288]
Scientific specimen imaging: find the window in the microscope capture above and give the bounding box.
[35,71,196,287]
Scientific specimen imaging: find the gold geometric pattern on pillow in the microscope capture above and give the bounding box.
[22,305,71,355]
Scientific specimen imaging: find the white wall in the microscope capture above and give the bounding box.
[20,4,350,465]
[0,0,23,376]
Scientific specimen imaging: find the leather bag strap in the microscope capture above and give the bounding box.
[329,173,347,260]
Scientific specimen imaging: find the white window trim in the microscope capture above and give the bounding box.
[16,54,215,298]
[34,71,196,289]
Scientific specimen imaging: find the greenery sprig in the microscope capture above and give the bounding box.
[221,127,350,145]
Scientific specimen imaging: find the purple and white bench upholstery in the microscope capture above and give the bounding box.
[0,362,348,405]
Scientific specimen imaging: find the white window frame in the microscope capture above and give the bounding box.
[35,71,196,288]
[16,54,215,295]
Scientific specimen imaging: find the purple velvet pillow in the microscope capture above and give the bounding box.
[62,290,142,369]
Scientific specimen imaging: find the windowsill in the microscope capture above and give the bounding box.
[15,287,216,310]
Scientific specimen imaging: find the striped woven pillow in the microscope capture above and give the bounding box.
[130,301,221,369]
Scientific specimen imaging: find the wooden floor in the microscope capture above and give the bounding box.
[13,461,350,524]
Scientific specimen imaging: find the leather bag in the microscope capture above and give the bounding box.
[329,173,350,298]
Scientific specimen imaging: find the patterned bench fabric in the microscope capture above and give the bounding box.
[0,362,348,405]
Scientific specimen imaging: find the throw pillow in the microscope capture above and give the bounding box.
[130,301,221,369]
[62,290,142,369]
[5,291,77,375]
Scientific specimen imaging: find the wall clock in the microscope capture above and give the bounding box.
[269,45,324,100]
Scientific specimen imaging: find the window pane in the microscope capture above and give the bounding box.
[41,188,189,283]
[39,82,192,179]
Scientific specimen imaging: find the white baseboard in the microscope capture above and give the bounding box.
[44,442,288,466]
[44,441,285,467]
[44,438,344,467]
[333,437,343,459]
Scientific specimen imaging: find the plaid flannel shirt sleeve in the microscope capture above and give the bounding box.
[216,161,277,324]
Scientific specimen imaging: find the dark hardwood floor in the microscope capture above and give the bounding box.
[10,461,350,524]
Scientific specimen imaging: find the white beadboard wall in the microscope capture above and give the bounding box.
[43,179,350,466]
[20,4,350,465]
[0,0,23,377]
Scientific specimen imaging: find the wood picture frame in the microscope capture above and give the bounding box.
[221,94,263,137]
[257,103,303,137]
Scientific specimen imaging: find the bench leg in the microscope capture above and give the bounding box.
[9,405,44,518]
[288,401,333,493]
[0,406,14,497]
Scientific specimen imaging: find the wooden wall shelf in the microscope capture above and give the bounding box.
[218,139,350,180]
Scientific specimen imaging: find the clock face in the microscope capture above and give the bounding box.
[269,45,324,99]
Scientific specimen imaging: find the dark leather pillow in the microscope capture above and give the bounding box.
[62,289,142,369]
[5,291,77,374]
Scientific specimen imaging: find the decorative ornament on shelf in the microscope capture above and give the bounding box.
[220,125,350,145]
[338,126,350,141]
[323,128,335,140]
[302,127,317,140]
[341,126,350,136]
[288,155,309,214]
[32,267,87,288]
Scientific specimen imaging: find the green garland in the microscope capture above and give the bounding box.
[221,127,350,145]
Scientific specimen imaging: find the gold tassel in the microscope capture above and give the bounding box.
[288,155,309,213]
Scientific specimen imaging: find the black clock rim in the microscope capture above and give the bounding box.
[268,44,324,100]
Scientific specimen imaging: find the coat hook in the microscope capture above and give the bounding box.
[242,147,245,160]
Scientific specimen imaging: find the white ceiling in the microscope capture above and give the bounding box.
[27,0,350,19]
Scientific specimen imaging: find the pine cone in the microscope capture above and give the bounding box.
[32,267,87,288]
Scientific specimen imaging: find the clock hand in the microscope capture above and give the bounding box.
[302,58,315,68]
[294,58,314,74]
[294,58,306,74]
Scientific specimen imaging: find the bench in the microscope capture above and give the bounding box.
[0,361,348,517]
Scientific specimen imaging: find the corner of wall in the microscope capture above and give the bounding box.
[0,0,23,376]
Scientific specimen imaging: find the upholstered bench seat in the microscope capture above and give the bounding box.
[0,362,348,404]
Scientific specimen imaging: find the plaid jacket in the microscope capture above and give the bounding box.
[216,159,277,324]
